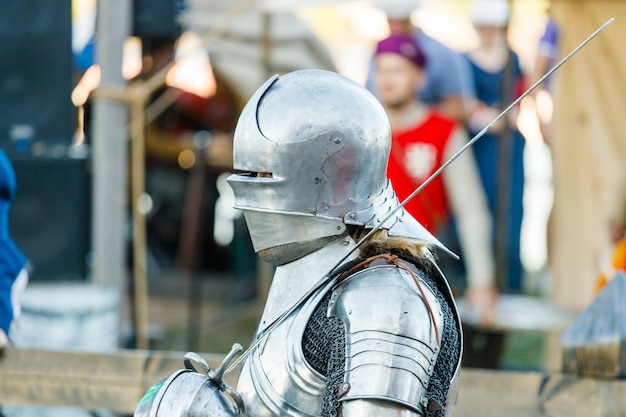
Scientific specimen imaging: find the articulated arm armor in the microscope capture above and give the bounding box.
[329,258,444,415]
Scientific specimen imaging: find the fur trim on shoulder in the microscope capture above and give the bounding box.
[355,229,435,270]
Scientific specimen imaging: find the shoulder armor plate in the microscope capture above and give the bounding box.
[327,263,443,414]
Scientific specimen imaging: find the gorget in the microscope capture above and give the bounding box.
[237,236,358,417]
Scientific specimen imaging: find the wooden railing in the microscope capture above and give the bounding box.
[1,347,624,416]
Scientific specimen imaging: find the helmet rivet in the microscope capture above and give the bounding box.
[350,213,356,219]
[336,225,341,230]
[314,177,322,185]
[334,138,342,144]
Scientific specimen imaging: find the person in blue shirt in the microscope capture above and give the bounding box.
[366,1,476,123]
[464,0,526,295]
[0,150,29,348]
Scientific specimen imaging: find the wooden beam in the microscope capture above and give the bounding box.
[0,348,229,414]
[455,369,626,417]
[2,348,626,416]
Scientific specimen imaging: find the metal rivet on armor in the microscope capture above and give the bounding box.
[336,226,341,230]
[348,309,352,314]
[334,138,342,144]
[404,311,408,314]
[337,382,351,399]
[350,213,356,219]
[314,177,322,185]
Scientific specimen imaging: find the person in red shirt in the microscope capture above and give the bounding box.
[373,34,497,325]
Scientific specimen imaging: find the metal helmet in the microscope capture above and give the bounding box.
[227,69,450,264]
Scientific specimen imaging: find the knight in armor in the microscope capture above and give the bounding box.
[134,69,463,417]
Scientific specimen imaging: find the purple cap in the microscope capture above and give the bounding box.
[374,34,426,68]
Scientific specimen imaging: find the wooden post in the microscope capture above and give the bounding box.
[91,1,130,293]
[129,86,150,350]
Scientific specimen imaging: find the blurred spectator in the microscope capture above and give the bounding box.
[366,1,475,123]
[464,0,527,294]
[373,33,497,325]
[0,150,28,348]
[531,11,560,143]
[533,13,560,90]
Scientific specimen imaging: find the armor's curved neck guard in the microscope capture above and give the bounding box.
[256,236,359,337]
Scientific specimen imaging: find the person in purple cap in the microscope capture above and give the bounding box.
[373,33,498,326]
[366,1,475,124]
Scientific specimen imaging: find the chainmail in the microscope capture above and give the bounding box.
[302,291,346,417]
[419,270,460,417]
[302,257,460,417]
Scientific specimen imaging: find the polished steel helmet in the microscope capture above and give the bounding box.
[227,69,450,264]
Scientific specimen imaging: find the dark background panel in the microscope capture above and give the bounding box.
[133,0,181,41]
[0,1,89,281]
[0,0,75,145]
[9,156,91,281]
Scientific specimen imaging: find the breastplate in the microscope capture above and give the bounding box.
[237,237,358,417]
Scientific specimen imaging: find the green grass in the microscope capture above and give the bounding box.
[500,332,544,371]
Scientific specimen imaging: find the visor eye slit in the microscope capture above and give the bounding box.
[232,170,273,178]
[232,170,254,177]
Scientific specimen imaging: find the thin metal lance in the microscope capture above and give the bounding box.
[345,17,615,271]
